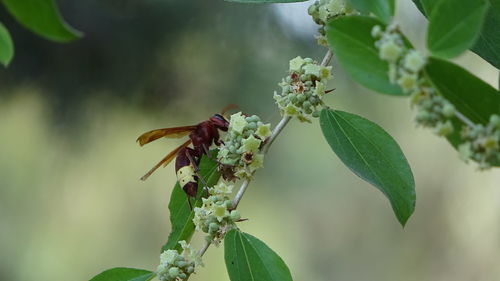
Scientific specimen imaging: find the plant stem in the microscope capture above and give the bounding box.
[195,50,334,258]
[455,111,475,128]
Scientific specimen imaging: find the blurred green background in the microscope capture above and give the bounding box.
[1,1,500,281]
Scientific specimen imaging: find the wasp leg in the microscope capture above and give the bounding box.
[202,143,212,158]
[185,148,210,194]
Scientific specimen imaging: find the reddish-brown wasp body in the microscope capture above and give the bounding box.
[137,113,230,197]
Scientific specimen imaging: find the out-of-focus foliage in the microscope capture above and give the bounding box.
[1,1,500,281]
[2,0,82,42]
[0,0,313,120]
[0,22,13,66]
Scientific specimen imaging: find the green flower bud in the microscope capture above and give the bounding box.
[230,210,241,222]
[416,110,430,122]
[490,114,500,128]
[179,273,187,279]
[312,111,320,118]
[297,94,307,102]
[209,222,219,233]
[168,267,180,278]
[442,103,455,118]
[435,121,454,136]
[247,122,257,130]
[176,261,187,268]
[303,101,312,109]
[186,266,194,274]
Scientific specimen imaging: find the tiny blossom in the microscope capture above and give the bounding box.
[304,64,321,76]
[256,123,272,139]
[404,50,426,73]
[380,41,403,62]
[397,72,418,92]
[242,135,261,152]
[157,241,200,281]
[289,56,305,72]
[211,181,233,195]
[274,56,332,122]
[229,112,248,134]
[193,181,240,245]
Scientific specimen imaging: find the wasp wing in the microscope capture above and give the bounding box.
[136,126,197,146]
[140,139,192,181]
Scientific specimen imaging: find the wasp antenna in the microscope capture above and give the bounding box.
[221,104,239,116]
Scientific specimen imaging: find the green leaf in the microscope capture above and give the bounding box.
[471,7,500,69]
[2,0,82,42]
[419,0,436,14]
[320,109,415,226]
[414,0,500,68]
[224,0,306,3]
[348,0,395,24]
[161,153,221,252]
[427,0,489,59]
[425,57,500,125]
[89,268,154,281]
[0,22,14,66]
[326,15,406,96]
[224,229,293,281]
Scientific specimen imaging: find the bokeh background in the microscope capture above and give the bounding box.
[1,1,500,281]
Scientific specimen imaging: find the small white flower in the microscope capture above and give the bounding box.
[327,0,346,15]
[229,112,248,134]
[289,56,305,72]
[242,135,262,152]
[397,72,418,93]
[212,182,233,195]
[371,25,383,38]
[380,40,403,62]
[249,153,264,170]
[213,204,229,222]
[256,123,272,139]
[303,64,321,77]
[404,50,426,73]
[318,5,329,22]
[160,250,179,265]
[319,66,332,79]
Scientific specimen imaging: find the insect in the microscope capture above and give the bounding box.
[137,108,233,198]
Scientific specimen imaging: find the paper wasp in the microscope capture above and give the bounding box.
[137,107,235,198]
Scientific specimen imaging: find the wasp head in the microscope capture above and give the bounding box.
[210,114,229,131]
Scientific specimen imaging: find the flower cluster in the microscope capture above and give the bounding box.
[373,24,500,169]
[459,115,500,170]
[217,112,271,179]
[157,241,202,281]
[193,182,241,245]
[308,0,355,45]
[274,56,332,122]
[372,24,456,136]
